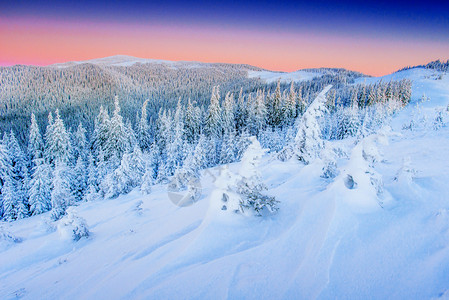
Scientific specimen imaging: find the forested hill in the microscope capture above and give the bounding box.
[0,56,365,143]
[0,57,265,141]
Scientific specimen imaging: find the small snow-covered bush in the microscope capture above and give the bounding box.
[216,137,278,216]
[321,144,339,179]
[57,208,90,241]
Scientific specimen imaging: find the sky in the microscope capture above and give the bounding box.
[0,0,448,76]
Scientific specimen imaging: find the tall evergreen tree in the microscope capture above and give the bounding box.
[50,161,74,221]
[222,92,235,134]
[268,80,284,127]
[284,82,297,125]
[235,88,248,134]
[45,109,72,166]
[137,99,153,152]
[29,157,52,215]
[7,130,29,219]
[28,113,44,164]
[206,86,222,139]
[72,122,88,163]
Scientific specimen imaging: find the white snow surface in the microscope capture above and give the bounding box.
[2,68,449,299]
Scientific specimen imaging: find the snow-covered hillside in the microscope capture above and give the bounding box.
[1,68,449,299]
[247,70,322,83]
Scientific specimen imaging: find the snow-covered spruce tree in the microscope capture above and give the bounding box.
[236,137,278,216]
[296,86,307,116]
[284,81,297,126]
[28,113,44,165]
[0,142,10,219]
[45,109,72,167]
[72,156,88,202]
[220,130,236,164]
[294,85,332,164]
[7,131,30,219]
[320,143,339,179]
[92,105,110,159]
[166,100,185,176]
[1,175,16,221]
[248,90,267,136]
[29,157,52,215]
[336,106,360,140]
[72,122,88,163]
[234,131,252,161]
[140,161,154,195]
[235,88,248,134]
[189,134,208,173]
[222,92,235,134]
[157,109,172,155]
[28,115,52,215]
[106,145,145,198]
[137,99,153,152]
[205,86,222,139]
[267,80,284,128]
[184,99,202,144]
[107,96,133,168]
[50,160,74,221]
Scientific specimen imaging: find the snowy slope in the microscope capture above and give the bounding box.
[1,69,449,299]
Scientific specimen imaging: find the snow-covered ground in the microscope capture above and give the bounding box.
[1,68,449,299]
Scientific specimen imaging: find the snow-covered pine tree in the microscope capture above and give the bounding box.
[166,100,185,176]
[294,85,332,164]
[248,90,267,136]
[50,161,74,221]
[234,131,252,161]
[29,157,52,215]
[284,81,297,125]
[0,142,10,219]
[110,145,145,197]
[92,105,110,159]
[140,161,154,195]
[184,99,201,144]
[45,109,72,166]
[28,113,44,165]
[296,85,307,116]
[72,156,88,202]
[206,86,222,139]
[337,106,360,139]
[235,88,248,134]
[222,92,235,134]
[220,130,236,164]
[72,122,88,163]
[1,174,16,221]
[268,80,284,128]
[7,130,29,219]
[107,96,133,168]
[83,153,101,202]
[189,134,208,173]
[137,99,153,152]
[236,137,278,216]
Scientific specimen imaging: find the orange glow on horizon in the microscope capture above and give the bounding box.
[1,17,448,76]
